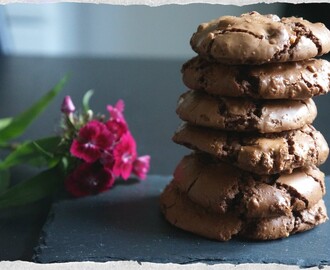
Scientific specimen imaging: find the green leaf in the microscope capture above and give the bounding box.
[0,166,63,209]
[0,75,69,145]
[0,117,12,131]
[0,136,62,170]
[82,89,94,113]
[0,169,10,193]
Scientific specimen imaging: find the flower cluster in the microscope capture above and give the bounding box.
[0,77,151,208]
[61,95,150,197]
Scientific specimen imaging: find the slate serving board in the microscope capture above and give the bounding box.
[34,175,330,268]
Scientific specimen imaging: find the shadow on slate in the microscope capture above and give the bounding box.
[33,175,330,268]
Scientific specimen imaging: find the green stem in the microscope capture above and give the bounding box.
[0,142,21,151]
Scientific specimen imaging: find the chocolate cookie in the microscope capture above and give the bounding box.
[190,12,330,65]
[182,56,330,99]
[239,200,327,240]
[160,182,242,241]
[160,182,328,241]
[173,123,329,175]
[173,154,325,218]
[176,90,317,133]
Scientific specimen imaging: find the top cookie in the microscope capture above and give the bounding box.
[190,11,330,65]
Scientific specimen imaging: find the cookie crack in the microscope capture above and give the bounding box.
[186,175,199,195]
[292,210,314,234]
[272,22,315,61]
[221,99,261,130]
[223,182,240,212]
[304,169,325,195]
[235,68,261,97]
[305,126,320,163]
[274,22,322,61]
[294,22,322,54]
[272,42,290,61]
[163,202,176,210]
[206,39,216,60]
[252,101,263,119]
[216,28,264,40]
[301,74,328,95]
[276,182,309,210]
[232,173,247,215]
[283,129,298,163]
[300,73,325,96]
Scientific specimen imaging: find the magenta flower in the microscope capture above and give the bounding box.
[105,119,128,141]
[112,132,137,180]
[61,94,151,199]
[65,162,114,197]
[61,96,76,115]
[100,149,115,170]
[106,99,128,141]
[132,155,150,180]
[70,120,114,163]
[107,99,125,121]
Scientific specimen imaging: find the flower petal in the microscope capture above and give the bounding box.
[107,100,125,121]
[115,99,125,112]
[65,162,115,197]
[105,119,128,141]
[71,120,114,162]
[133,155,150,180]
[113,132,137,180]
[70,139,100,163]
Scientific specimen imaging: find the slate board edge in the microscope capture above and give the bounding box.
[32,204,56,263]
[33,175,330,268]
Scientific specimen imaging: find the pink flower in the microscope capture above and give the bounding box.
[61,96,75,115]
[70,120,114,163]
[100,149,115,170]
[112,132,137,180]
[105,119,128,141]
[106,100,128,141]
[132,155,150,180]
[65,162,114,197]
[107,100,125,121]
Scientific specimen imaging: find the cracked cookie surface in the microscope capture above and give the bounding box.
[172,154,325,218]
[176,90,317,133]
[173,123,329,175]
[190,12,330,65]
[160,178,328,241]
[182,56,330,100]
[160,182,242,241]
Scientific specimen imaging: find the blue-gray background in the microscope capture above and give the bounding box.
[0,3,328,59]
[1,3,330,175]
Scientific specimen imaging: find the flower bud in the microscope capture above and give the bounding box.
[61,96,75,115]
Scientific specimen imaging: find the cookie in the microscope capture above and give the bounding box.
[160,182,328,241]
[173,123,329,175]
[190,11,330,65]
[173,154,325,218]
[182,56,330,100]
[176,90,317,133]
[160,182,242,241]
[239,200,328,240]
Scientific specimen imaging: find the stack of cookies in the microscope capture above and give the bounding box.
[160,12,330,241]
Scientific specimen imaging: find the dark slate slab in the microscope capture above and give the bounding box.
[34,175,330,268]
